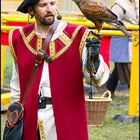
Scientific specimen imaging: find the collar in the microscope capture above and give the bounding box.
[34,20,67,41]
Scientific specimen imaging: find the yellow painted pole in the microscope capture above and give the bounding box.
[1,25,139,37]
[1,45,5,88]
[128,34,139,116]
[1,14,139,30]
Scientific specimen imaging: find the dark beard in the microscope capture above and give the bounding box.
[41,16,55,25]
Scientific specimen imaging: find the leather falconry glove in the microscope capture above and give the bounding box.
[86,37,100,74]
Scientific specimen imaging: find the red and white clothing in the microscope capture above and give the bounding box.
[9,20,109,140]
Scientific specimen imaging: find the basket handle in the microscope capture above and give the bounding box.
[101,90,111,99]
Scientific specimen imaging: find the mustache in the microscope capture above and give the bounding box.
[44,12,54,17]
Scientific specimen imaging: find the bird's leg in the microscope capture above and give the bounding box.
[90,31,102,40]
[97,31,102,40]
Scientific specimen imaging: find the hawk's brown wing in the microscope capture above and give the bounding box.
[80,1,117,23]
[75,0,132,37]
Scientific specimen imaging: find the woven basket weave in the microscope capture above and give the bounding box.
[85,90,112,126]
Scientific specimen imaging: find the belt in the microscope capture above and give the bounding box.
[38,97,52,109]
[45,97,52,104]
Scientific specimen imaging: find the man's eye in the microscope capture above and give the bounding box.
[39,4,46,7]
[50,2,56,5]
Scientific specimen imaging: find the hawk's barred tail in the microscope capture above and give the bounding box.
[118,25,133,38]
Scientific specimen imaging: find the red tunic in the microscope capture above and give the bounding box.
[10,22,89,140]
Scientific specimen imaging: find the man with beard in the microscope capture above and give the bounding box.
[9,0,109,139]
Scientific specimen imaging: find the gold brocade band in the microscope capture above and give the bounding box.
[38,120,45,140]
[79,29,90,60]
[9,30,17,60]
[19,24,83,62]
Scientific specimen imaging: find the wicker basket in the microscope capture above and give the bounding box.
[85,90,112,126]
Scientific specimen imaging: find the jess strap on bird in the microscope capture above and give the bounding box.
[3,20,60,140]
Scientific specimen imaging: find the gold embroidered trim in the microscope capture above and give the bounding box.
[9,30,17,60]
[36,37,42,51]
[79,29,90,60]
[26,30,35,42]
[19,25,83,61]
[19,28,37,55]
[58,32,71,46]
[49,41,55,57]
[52,25,82,61]
[38,120,45,140]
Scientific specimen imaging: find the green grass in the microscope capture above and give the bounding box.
[1,112,6,139]
[3,47,13,88]
[1,97,139,140]
[88,96,139,140]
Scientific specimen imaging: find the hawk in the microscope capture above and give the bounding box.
[73,0,132,37]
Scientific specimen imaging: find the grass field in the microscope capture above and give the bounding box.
[1,96,139,140]
[1,47,139,140]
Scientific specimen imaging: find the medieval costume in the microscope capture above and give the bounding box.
[9,20,109,140]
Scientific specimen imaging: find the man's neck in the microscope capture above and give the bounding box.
[35,23,52,38]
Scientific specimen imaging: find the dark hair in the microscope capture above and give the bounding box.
[17,0,40,14]
[29,0,39,18]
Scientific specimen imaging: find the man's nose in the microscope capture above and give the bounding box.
[45,4,52,12]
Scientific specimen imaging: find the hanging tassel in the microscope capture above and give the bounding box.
[86,42,93,99]
[89,72,93,99]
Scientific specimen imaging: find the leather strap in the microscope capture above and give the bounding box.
[22,20,60,105]
[45,97,52,104]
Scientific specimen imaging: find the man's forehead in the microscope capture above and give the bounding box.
[38,0,57,3]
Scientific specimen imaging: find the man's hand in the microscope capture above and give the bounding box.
[86,37,100,73]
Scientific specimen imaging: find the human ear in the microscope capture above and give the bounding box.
[27,7,34,18]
